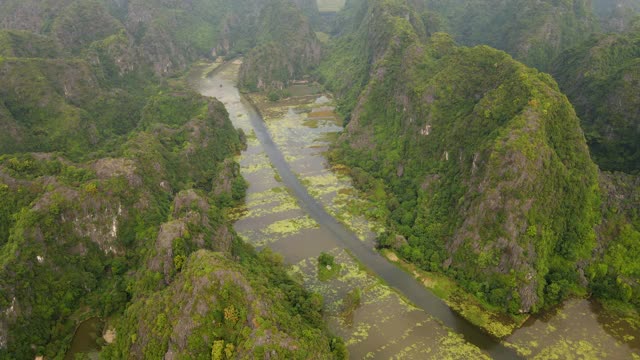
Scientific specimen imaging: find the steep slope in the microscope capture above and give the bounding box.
[591,172,640,310]
[0,1,341,359]
[0,0,320,79]
[317,0,427,119]
[421,0,599,71]
[103,250,342,359]
[239,0,321,90]
[552,29,640,173]
[593,0,640,32]
[322,0,600,314]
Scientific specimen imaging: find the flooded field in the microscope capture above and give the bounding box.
[506,299,640,358]
[190,60,640,359]
[64,317,103,360]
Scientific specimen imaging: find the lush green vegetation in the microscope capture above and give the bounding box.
[238,0,321,91]
[0,1,343,359]
[552,28,640,173]
[318,252,341,281]
[421,0,598,71]
[0,85,244,358]
[590,172,640,311]
[317,0,427,121]
[322,0,601,315]
[0,0,320,81]
[1,0,639,356]
[0,30,60,58]
[103,248,346,359]
[0,55,151,159]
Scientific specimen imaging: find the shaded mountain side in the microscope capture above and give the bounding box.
[591,172,640,310]
[317,0,427,119]
[322,0,600,314]
[0,55,147,158]
[0,0,320,79]
[50,0,124,54]
[593,0,640,32]
[552,29,640,173]
[0,30,61,58]
[420,0,598,71]
[239,0,321,90]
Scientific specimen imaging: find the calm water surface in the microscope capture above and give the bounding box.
[65,317,103,360]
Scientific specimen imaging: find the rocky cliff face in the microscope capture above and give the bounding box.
[323,0,599,314]
[591,172,640,308]
[0,93,244,358]
[104,250,338,359]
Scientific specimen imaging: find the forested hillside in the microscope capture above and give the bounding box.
[319,0,637,316]
[552,27,640,173]
[0,0,320,84]
[420,0,598,71]
[0,1,343,359]
[238,0,322,90]
[593,0,640,32]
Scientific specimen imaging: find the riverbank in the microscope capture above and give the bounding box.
[191,59,639,359]
[380,249,529,338]
[243,71,640,359]
[246,87,528,340]
[193,60,512,358]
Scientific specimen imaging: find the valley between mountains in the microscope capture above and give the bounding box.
[0,0,638,359]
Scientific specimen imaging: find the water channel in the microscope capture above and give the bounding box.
[190,60,640,359]
[193,60,516,359]
[67,58,640,360]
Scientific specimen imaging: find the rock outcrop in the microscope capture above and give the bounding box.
[323,0,599,314]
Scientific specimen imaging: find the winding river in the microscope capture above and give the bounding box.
[190,60,640,359]
[192,60,516,359]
